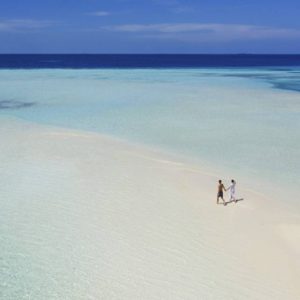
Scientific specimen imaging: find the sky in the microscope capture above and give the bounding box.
[0,0,300,53]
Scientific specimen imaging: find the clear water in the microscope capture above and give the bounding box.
[0,68,299,196]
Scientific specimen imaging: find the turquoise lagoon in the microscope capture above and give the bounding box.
[0,68,299,200]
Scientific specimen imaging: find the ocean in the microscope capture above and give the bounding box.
[1,54,300,69]
[1,55,300,201]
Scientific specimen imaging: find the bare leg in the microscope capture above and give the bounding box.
[222,197,226,206]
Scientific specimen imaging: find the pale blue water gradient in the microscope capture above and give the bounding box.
[0,68,299,196]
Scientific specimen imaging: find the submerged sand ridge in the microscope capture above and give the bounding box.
[0,118,299,299]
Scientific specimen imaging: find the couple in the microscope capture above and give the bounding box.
[217,179,236,206]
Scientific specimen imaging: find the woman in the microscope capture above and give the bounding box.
[227,179,236,203]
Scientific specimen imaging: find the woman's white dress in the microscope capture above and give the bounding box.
[229,183,236,200]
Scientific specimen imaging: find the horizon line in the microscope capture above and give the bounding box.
[1,53,300,55]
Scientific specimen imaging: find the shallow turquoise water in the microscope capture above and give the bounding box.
[0,68,299,195]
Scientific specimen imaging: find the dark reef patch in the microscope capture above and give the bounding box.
[0,100,35,109]
[220,73,300,93]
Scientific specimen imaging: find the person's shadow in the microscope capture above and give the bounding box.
[225,198,244,205]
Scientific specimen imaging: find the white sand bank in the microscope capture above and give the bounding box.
[0,118,299,300]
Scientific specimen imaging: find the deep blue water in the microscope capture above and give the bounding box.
[0,54,300,69]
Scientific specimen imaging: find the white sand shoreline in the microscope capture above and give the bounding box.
[0,117,299,299]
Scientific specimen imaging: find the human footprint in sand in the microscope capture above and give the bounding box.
[217,180,226,206]
[227,179,236,203]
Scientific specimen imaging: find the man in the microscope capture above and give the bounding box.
[217,180,226,206]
